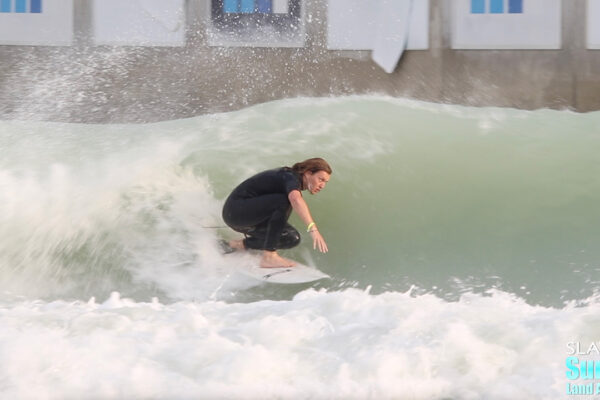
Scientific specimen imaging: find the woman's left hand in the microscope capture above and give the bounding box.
[310,229,328,253]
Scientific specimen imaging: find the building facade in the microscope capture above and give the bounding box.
[0,0,598,122]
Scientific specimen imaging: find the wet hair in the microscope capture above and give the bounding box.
[291,158,332,176]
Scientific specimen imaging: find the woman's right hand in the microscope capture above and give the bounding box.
[310,228,328,253]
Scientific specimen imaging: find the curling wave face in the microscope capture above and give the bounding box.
[1,96,599,305]
[1,96,600,399]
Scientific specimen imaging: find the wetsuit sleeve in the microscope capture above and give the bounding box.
[282,170,301,195]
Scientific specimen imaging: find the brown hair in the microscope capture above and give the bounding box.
[291,158,332,175]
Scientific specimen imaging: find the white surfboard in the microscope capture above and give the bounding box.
[237,263,330,284]
[218,240,330,284]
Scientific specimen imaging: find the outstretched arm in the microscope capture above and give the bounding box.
[288,190,328,253]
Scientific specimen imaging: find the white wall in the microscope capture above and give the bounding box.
[327,0,429,50]
[93,0,185,46]
[0,0,73,46]
[588,0,600,49]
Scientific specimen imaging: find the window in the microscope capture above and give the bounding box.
[455,0,560,49]
[471,0,523,14]
[0,0,41,13]
[210,0,304,47]
[222,0,290,14]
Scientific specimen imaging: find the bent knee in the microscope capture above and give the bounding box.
[289,230,301,246]
[279,228,301,249]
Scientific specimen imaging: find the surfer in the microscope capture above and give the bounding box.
[222,158,331,268]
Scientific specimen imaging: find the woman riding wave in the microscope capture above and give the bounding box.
[222,158,331,268]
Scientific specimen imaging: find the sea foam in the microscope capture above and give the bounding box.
[0,288,594,399]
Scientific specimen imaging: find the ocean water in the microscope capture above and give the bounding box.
[1,96,599,399]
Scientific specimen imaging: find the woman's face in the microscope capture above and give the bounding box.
[304,171,330,195]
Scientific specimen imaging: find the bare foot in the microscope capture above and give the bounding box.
[228,239,245,251]
[260,251,297,268]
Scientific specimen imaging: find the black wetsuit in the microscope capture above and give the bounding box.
[222,167,302,251]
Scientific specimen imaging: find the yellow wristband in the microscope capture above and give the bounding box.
[307,222,316,232]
